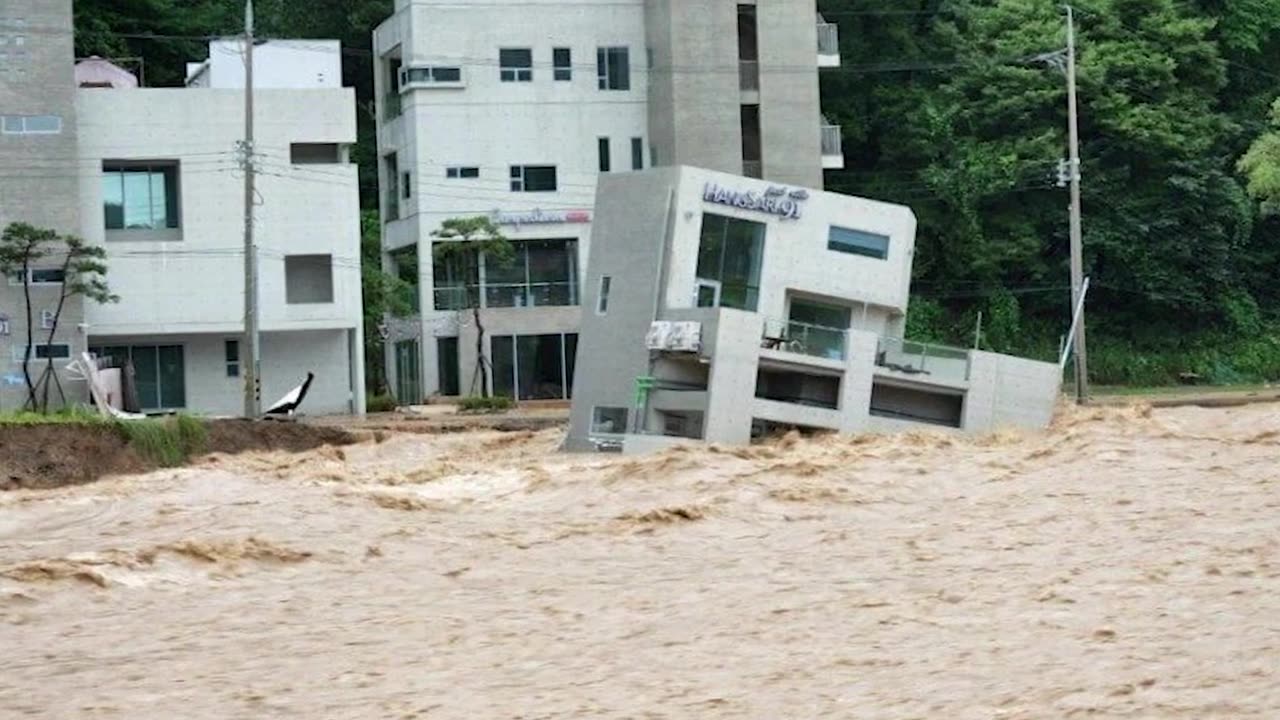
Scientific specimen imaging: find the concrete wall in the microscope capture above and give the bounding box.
[963,351,1062,432]
[92,329,356,416]
[192,40,343,89]
[564,168,680,450]
[0,0,86,410]
[756,0,825,189]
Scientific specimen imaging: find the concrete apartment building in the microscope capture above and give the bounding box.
[0,0,87,411]
[74,40,365,415]
[373,0,844,402]
[565,167,1061,452]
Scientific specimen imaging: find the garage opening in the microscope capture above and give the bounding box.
[870,382,963,428]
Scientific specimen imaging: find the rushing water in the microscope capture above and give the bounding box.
[3,404,1279,718]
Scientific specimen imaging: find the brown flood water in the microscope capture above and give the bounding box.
[2,403,1279,718]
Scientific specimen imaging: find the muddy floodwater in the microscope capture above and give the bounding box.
[2,403,1279,718]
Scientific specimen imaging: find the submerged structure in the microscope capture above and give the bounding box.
[566,166,1061,452]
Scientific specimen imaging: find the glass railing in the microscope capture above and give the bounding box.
[739,60,759,91]
[876,336,971,382]
[434,282,578,311]
[761,319,847,361]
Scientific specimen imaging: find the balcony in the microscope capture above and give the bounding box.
[817,15,841,67]
[875,336,972,384]
[761,318,847,362]
[821,119,844,169]
[739,60,759,92]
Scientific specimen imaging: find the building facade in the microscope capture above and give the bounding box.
[72,40,365,415]
[0,0,87,411]
[565,167,1062,452]
[373,0,844,402]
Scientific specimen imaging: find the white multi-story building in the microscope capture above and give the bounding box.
[373,0,844,403]
[72,40,365,415]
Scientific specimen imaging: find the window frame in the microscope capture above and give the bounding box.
[595,275,612,315]
[552,47,572,81]
[598,137,611,173]
[499,48,533,82]
[400,65,464,87]
[225,339,240,378]
[591,406,628,435]
[509,165,558,193]
[12,343,71,362]
[827,226,890,260]
[631,137,644,170]
[596,46,630,90]
[101,161,181,232]
[1,114,61,135]
[446,166,480,179]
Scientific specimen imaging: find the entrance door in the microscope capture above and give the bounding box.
[394,339,421,405]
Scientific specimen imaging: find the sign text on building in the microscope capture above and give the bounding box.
[490,209,591,227]
[702,182,808,220]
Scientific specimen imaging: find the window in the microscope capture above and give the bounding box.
[596,275,611,315]
[225,339,240,377]
[696,213,765,311]
[290,143,341,164]
[510,165,557,192]
[102,162,180,231]
[499,48,533,82]
[828,226,890,259]
[402,171,411,199]
[400,65,463,86]
[284,254,334,304]
[383,154,399,220]
[432,242,479,310]
[9,268,64,285]
[88,344,185,409]
[0,314,9,336]
[39,309,54,329]
[485,238,579,308]
[1,114,60,134]
[14,344,71,362]
[446,166,480,179]
[631,137,644,170]
[437,337,459,396]
[553,48,572,81]
[491,333,579,400]
[597,47,630,90]
[598,137,611,173]
[592,406,628,434]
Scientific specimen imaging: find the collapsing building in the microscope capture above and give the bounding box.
[565,166,1061,453]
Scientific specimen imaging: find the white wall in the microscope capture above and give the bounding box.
[76,87,362,338]
[194,40,343,89]
[660,167,917,319]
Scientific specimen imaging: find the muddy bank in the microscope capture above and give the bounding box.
[0,419,358,491]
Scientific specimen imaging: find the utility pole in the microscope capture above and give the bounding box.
[1065,5,1088,403]
[241,0,261,417]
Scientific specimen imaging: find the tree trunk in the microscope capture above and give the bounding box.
[473,305,489,397]
[20,258,36,411]
[39,277,72,413]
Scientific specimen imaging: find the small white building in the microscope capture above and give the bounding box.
[566,166,1062,452]
[73,42,364,415]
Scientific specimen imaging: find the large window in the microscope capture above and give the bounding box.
[510,165,557,192]
[695,213,765,311]
[553,48,572,81]
[499,48,533,82]
[597,47,630,90]
[432,243,479,310]
[491,333,578,400]
[437,337,460,396]
[90,344,185,410]
[102,162,179,230]
[828,226,889,259]
[285,254,334,304]
[433,238,578,310]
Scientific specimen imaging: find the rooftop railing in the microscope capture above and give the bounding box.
[875,336,972,383]
[761,318,847,362]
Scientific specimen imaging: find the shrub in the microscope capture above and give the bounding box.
[457,395,514,413]
[366,393,397,413]
[113,414,208,467]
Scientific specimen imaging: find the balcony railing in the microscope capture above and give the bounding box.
[876,337,972,383]
[433,282,578,311]
[742,160,763,179]
[739,60,759,91]
[817,21,839,56]
[761,319,847,361]
[821,122,843,157]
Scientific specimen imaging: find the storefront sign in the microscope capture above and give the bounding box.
[702,182,808,220]
[490,209,591,227]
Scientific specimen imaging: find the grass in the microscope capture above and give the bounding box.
[457,395,515,413]
[0,407,208,467]
[1086,383,1273,397]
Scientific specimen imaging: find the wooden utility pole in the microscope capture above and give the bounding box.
[241,0,261,417]
[1065,5,1088,402]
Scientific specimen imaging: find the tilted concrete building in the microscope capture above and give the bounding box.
[565,166,1062,452]
[373,0,844,402]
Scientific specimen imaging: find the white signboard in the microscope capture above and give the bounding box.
[703,182,808,220]
[490,209,591,227]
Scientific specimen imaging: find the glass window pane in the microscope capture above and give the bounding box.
[163,165,179,227]
[122,170,153,228]
[150,170,169,229]
[158,345,185,408]
[133,345,160,409]
[527,239,573,306]
[631,137,643,170]
[2,116,21,133]
[491,336,515,399]
[517,334,564,400]
[522,166,557,191]
[696,213,727,280]
[609,48,629,90]
[437,337,459,396]
[564,334,577,397]
[432,67,461,82]
[828,226,889,259]
[103,171,124,229]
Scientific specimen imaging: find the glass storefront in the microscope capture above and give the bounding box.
[490,333,578,400]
